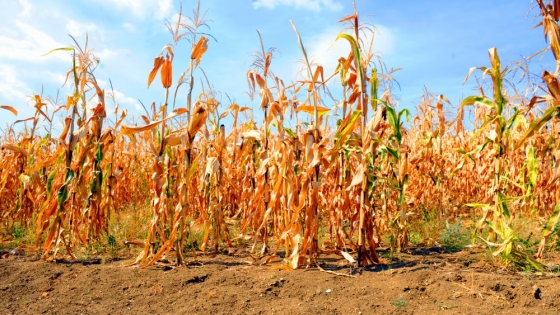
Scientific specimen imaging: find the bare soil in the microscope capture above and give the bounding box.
[1,247,560,315]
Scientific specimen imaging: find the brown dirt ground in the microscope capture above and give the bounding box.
[1,247,560,315]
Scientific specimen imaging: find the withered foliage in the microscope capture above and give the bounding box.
[1,1,560,270]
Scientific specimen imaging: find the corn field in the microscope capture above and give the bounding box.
[2,0,560,270]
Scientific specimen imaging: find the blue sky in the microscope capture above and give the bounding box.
[0,0,555,132]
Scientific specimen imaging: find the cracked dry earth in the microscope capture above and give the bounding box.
[1,248,560,315]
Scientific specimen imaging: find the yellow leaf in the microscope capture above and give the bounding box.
[295,105,331,115]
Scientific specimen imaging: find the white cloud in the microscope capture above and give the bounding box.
[95,78,141,111]
[0,20,67,63]
[0,65,32,102]
[96,48,126,61]
[45,70,68,87]
[123,23,136,32]
[253,0,343,12]
[66,20,102,39]
[101,0,174,20]
[18,0,32,17]
[156,0,173,20]
[104,89,140,112]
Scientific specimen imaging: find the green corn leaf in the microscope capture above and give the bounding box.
[103,163,112,184]
[335,34,363,87]
[385,146,400,160]
[284,127,298,139]
[385,106,401,143]
[515,106,560,149]
[370,68,378,110]
[398,108,410,125]
[471,117,496,141]
[497,191,510,220]
[488,48,505,115]
[57,169,75,207]
[542,203,560,238]
[333,110,362,155]
[95,144,104,163]
[461,96,497,112]
[527,147,538,187]
[465,203,494,211]
[485,220,506,240]
[43,47,75,56]
[188,151,203,179]
[46,169,57,195]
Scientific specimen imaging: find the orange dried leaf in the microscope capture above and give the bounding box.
[0,105,17,116]
[161,44,174,57]
[148,56,165,88]
[59,117,72,141]
[2,144,27,156]
[66,96,74,111]
[255,73,266,89]
[121,108,187,135]
[339,14,357,23]
[295,105,331,115]
[191,36,209,63]
[264,52,272,77]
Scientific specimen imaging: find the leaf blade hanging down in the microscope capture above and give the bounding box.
[187,104,208,141]
[191,35,209,66]
[148,56,165,88]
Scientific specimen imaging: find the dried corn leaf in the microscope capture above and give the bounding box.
[0,105,17,116]
[121,108,187,136]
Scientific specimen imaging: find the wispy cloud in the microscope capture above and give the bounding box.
[17,0,32,17]
[99,79,142,112]
[100,0,174,20]
[122,23,136,32]
[96,48,128,62]
[0,64,32,102]
[0,20,67,63]
[252,0,343,12]
[66,20,103,40]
